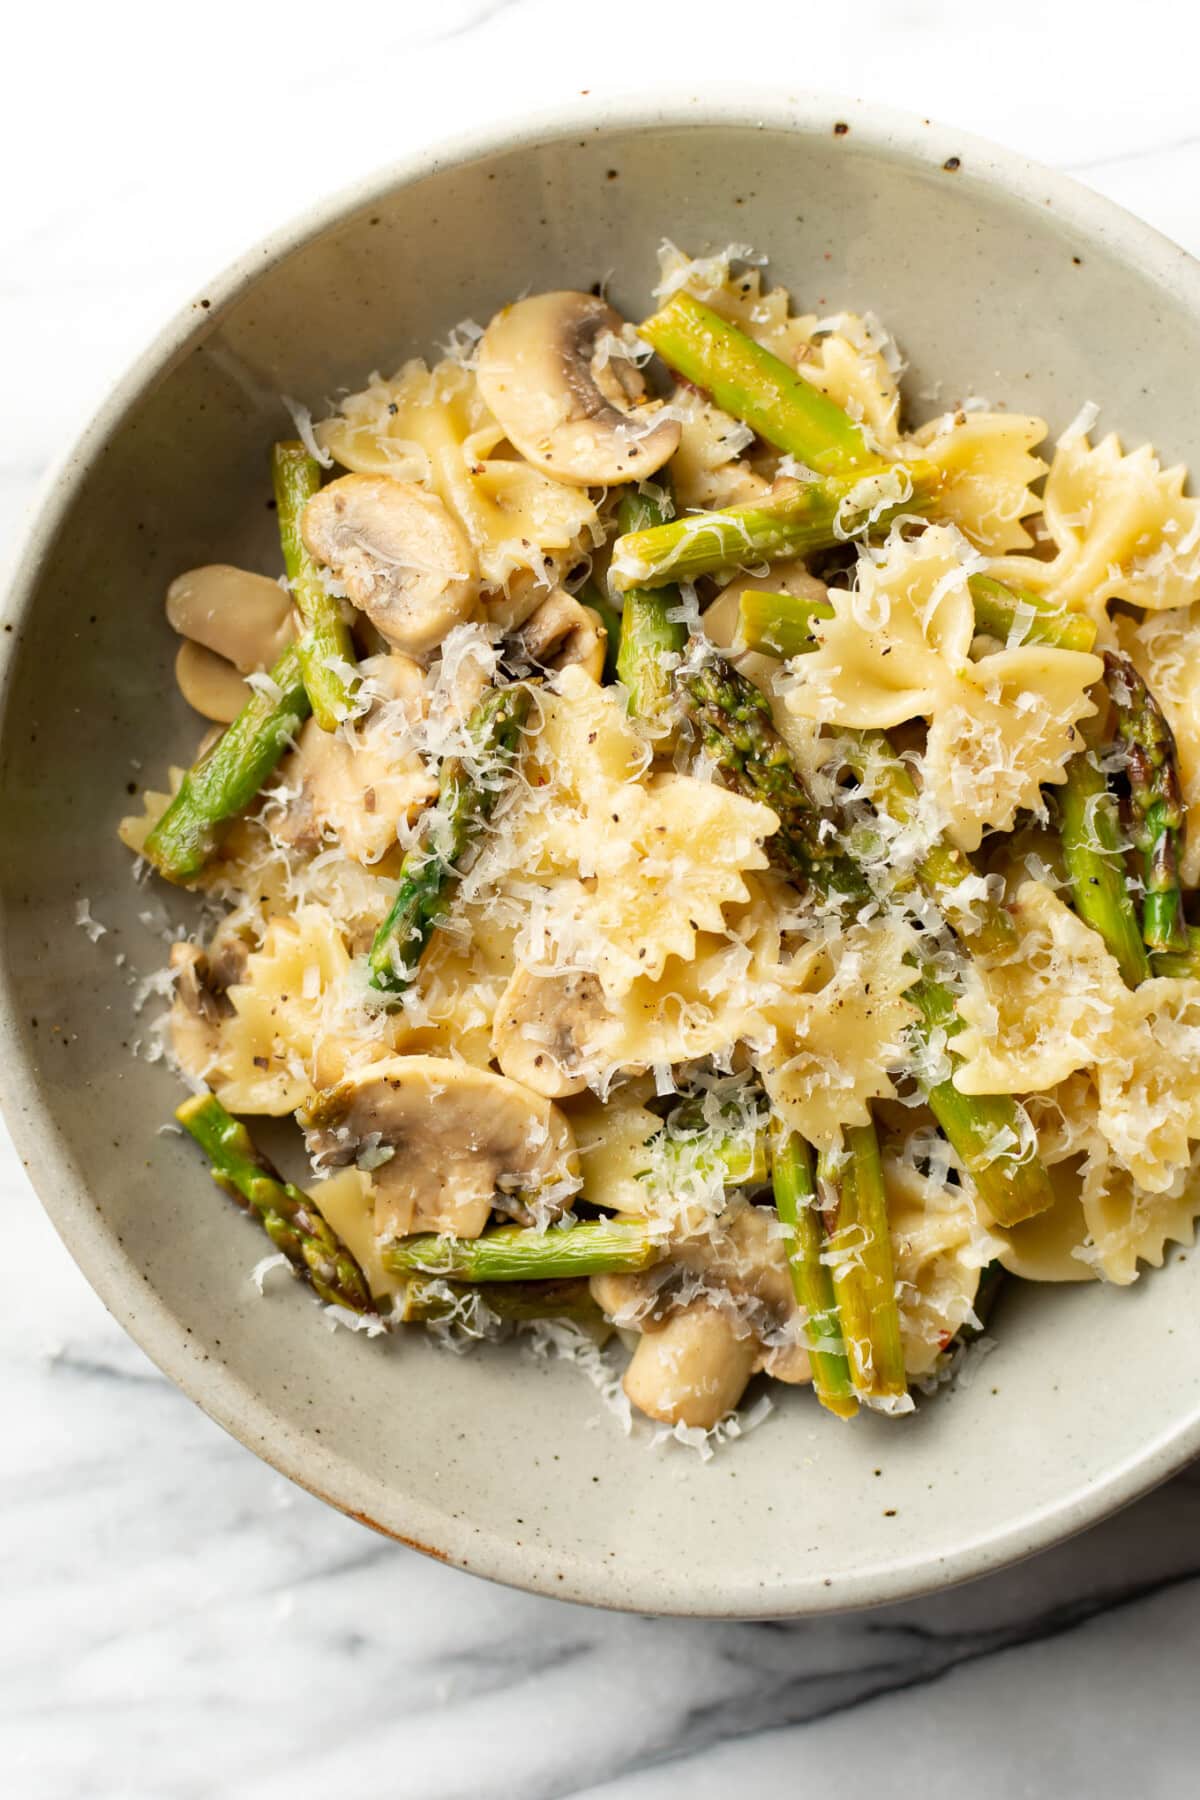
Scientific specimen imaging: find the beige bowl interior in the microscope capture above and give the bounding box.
[4,95,1200,1615]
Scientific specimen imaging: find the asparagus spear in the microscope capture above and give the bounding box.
[144,643,311,883]
[658,1095,768,1187]
[639,290,874,473]
[614,484,687,718]
[967,575,1098,653]
[176,1092,376,1316]
[817,1124,908,1405]
[368,683,531,993]
[1151,925,1200,979]
[678,647,870,897]
[677,645,1054,1226]
[1104,649,1188,953]
[769,1123,858,1419]
[610,461,942,593]
[1056,747,1151,987]
[577,583,623,683]
[272,441,358,730]
[382,1217,662,1281]
[737,580,1097,661]
[394,1273,608,1334]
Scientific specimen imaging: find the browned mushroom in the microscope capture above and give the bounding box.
[520,588,607,682]
[476,292,680,486]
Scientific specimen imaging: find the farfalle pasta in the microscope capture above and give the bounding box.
[121,241,1200,1443]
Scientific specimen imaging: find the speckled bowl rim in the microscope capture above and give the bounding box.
[4,87,1200,1618]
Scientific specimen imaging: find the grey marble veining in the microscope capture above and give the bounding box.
[5,3,1200,1795]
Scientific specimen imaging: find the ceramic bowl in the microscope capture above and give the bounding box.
[5,92,1200,1617]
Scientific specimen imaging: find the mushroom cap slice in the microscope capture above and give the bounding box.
[520,588,607,683]
[303,1054,579,1241]
[174,639,254,723]
[476,292,681,487]
[272,653,437,865]
[301,473,479,658]
[491,965,614,1098]
[166,564,294,673]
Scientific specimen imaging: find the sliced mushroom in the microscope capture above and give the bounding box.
[623,1303,760,1430]
[166,564,296,722]
[492,965,615,1098]
[271,653,436,865]
[174,640,256,724]
[476,292,680,487]
[303,1054,579,1242]
[520,588,607,682]
[301,473,479,657]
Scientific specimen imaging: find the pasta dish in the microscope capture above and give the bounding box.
[120,243,1200,1438]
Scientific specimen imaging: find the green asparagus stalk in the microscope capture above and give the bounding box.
[1104,649,1188,953]
[578,583,623,683]
[817,1124,908,1405]
[639,290,875,473]
[677,647,869,897]
[967,575,1098,653]
[677,645,1054,1226]
[769,1123,858,1419]
[368,683,532,993]
[658,1096,768,1187]
[272,441,358,730]
[610,462,942,593]
[144,643,311,883]
[394,1273,608,1334]
[737,580,1097,661]
[176,1092,376,1316]
[835,729,1019,958]
[614,484,688,718]
[382,1217,662,1282]
[1151,925,1200,979]
[1056,747,1151,987]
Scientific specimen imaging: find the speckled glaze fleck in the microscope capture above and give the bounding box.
[4,92,1200,1618]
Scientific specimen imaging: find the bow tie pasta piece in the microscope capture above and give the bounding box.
[1114,603,1200,885]
[953,881,1129,1095]
[173,910,354,1114]
[995,1079,1200,1286]
[566,1083,663,1213]
[511,668,778,998]
[909,412,1047,554]
[669,388,770,511]
[315,358,598,592]
[492,924,770,1097]
[782,526,1102,848]
[883,1158,997,1374]
[1041,426,1200,616]
[753,921,920,1150]
[1093,977,1200,1194]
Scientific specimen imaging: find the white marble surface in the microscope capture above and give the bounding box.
[6,2,1200,1793]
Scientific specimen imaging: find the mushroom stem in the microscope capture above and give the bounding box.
[382,1217,662,1281]
[272,441,359,730]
